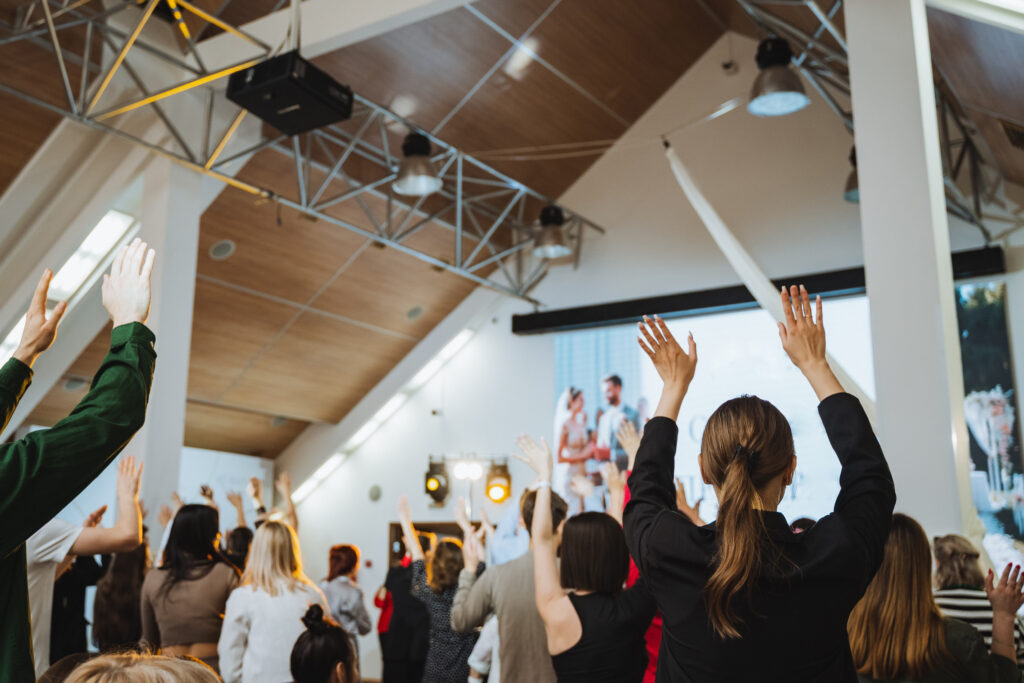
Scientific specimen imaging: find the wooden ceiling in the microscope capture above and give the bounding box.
[21,0,725,457]
[15,1,1024,458]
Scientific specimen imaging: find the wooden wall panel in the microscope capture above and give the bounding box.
[184,401,309,458]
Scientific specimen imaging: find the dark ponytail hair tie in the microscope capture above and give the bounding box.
[302,604,329,634]
[732,444,761,475]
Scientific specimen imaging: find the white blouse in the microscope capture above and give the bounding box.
[218,581,328,683]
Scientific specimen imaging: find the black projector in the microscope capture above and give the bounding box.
[226,51,353,136]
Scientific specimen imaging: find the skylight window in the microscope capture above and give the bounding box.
[0,208,138,364]
[48,210,137,303]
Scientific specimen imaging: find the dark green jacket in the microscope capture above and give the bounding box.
[0,323,156,682]
[858,618,1022,683]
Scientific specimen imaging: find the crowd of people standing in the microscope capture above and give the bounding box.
[3,240,1024,683]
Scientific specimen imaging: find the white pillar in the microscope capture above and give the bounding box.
[846,0,977,536]
[130,159,201,532]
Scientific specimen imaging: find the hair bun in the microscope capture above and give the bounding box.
[302,604,328,634]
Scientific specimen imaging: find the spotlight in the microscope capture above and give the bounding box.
[393,133,443,196]
[486,462,511,503]
[533,205,572,260]
[453,460,484,481]
[747,38,810,118]
[844,146,859,203]
[425,459,449,504]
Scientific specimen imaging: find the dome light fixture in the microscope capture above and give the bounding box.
[533,205,572,260]
[486,462,511,503]
[748,37,810,118]
[393,132,443,196]
[844,146,859,203]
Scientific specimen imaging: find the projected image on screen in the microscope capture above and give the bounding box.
[554,296,875,523]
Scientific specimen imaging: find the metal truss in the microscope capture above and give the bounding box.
[737,0,1002,243]
[0,0,606,304]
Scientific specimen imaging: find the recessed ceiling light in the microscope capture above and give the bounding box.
[209,239,236,261]
[63,378,88,393]
[407,306,424,320]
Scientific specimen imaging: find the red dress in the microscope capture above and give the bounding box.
[624,471,662,683]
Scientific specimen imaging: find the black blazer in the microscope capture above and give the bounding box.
[624,393,896,683]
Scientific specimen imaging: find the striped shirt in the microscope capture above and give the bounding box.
[934,587,1024,667]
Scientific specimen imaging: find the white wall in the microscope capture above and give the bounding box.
[292,32,1004,678]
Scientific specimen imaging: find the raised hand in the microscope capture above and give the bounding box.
[247,477,263,506]
[515,435,553,480]
[226,491,244,509]
[478,508,495,539]
[13,269,68,367]
[604,462,625,497]
[638,315,696,390]
[454,495,472,535]
[275,471,292,497]
[83,505,108,528]
[397,494,412,524]
[102,238,155,327]
[778,285,826,369]
[986,563,1024,615]
[158,504,173,528]
[568,474,595,499]
[170,491,184,512]
[675,478,704,526]
[616,420,642,470]
[461,530,483,570]
[116,455,143,503]
[778,285,843,401]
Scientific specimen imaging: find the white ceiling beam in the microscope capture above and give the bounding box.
[927,0,1024,34]
[197,0,476,66]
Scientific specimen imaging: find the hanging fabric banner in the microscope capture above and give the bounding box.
[663,141,878,425]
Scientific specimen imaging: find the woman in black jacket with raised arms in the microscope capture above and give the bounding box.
[623,285,897,683]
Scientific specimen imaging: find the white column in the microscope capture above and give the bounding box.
[846,0,977,536]
[130,159,201,531]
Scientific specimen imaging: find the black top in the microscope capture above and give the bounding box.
[624,393,896,683]
[410,559,480,683]
[857,618,1021,683]
[383,563,430,663]
[50,555,108,664]
[551,582,658,683]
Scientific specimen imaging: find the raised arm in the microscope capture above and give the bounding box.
[624,316,697,574]
[226,491,247,529]
[987,564,1024,666]
[604,462,625,525]
[0,239,156,557]
[780,285,894,574]
[516,434,580,652]
[276,471,298,531]
[72,455,144,554]
[397,495,424,562]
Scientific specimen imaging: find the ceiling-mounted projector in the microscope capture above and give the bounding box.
[227,51,353,136]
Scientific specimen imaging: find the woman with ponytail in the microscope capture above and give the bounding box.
[623,285,896,682]
[291,605,358,683]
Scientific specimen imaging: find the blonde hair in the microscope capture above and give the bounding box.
[65,653,219,682]
[240,521,314,597]
[933,534,984,590]
[848,514,951,679]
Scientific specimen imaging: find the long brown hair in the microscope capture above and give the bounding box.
[848,513,952,679]
[428,539,463,592]
[933,534,984,590]
[92,544,150,651]
[700,395,794,639]
[327,544,360,581]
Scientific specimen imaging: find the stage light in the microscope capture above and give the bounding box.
[453,460,484,481]
[425,459,449,504]
[748,38,810,118]
[486,462,511,503]
[393,133,443,196]
[844,146,859,203]
[533,205,572,260]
